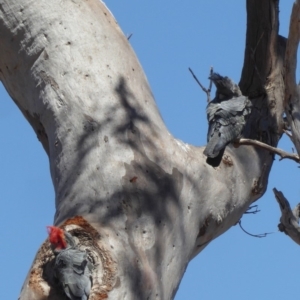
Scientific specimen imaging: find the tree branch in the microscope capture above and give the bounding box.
[0,1,277,299]
[273,188,300,245]
[237,138,300,163]
[238,220,271,238]
[244,205,260,214]
[188,67,213,102]
[284,0,300,157]
[0,0,287,298]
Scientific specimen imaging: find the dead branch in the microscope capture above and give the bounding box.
[238,220,272,238]
[237,138,300,163]
[284,0,300,156]
[208,66,213,96]
[283,129,293,139]
[244,205,260,214]
[188,67,213,102]
[250,32,265,84]
[273,188,300,245]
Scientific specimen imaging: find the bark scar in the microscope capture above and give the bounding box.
[39,70,64,107]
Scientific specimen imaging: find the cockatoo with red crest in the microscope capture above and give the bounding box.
[47,226,92,300]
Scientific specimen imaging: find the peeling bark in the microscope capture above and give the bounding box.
[273,0,300,247]
[284,0,300,156]
[0,0,287,299]
[240,0,285,147]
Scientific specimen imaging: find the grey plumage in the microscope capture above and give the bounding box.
[203,73,252,166]
[55,248,92,300]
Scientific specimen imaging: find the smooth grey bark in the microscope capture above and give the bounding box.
[0,0,288,299]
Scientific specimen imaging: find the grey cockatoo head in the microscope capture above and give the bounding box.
[209,72,242,99]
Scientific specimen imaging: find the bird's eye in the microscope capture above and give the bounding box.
[57,260,66,268]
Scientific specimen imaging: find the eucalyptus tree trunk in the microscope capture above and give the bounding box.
[0,0,291,299]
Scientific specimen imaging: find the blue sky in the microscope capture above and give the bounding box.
[0,1,299,299]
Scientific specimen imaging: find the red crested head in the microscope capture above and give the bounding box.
[47,226,67,250]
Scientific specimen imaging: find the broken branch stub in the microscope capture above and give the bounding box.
[273,188,300,245]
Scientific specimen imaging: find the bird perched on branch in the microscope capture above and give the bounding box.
[203,72,252,167]
[47,226,93,300]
